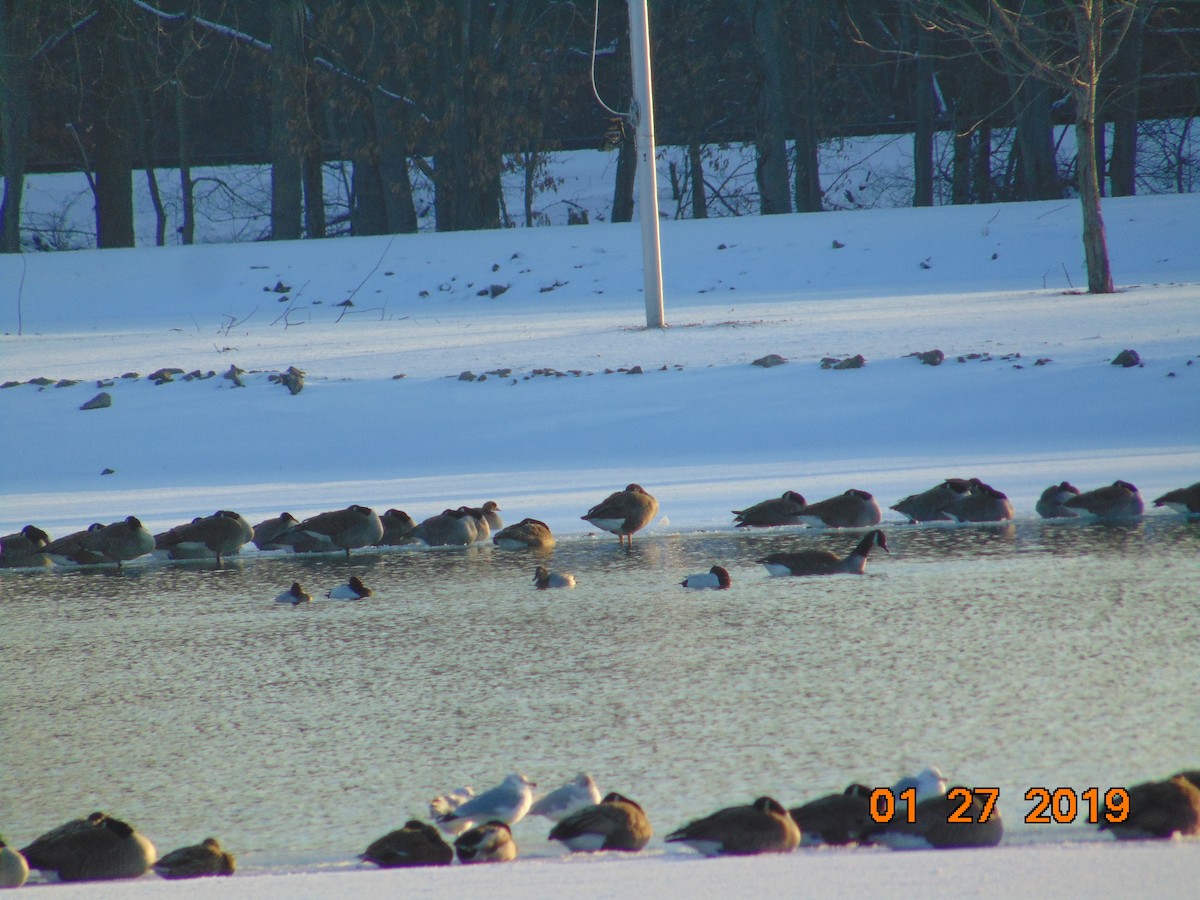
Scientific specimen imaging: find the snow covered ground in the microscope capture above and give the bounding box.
[2,182,1199,895]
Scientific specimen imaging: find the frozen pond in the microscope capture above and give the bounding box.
[3,517,1198,874]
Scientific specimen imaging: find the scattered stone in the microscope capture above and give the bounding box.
[29,377,55,386]
[336,299,354,308]
[1111,348,1141,368]
[717,243,728,250]
[272,280,292,293]
[1,381,20,389]
[149,367,184,384]
[488,283,509,298]
[55,379,80,388]
[991,252,999,260]
[96,379,115,387]
[101,467,115,475]
[478,374,488,382]
[458,371,477,382]
[626,365,644,375]
[224,365,246,387]
[539,280,567,293]
[752,353,787,369]
[832,239,845,249]
[919,258,933,269]
[419,290,430,298]
[907,349,944,366]
[822,354,867,370]
[277,294,290,302]
[80,392,112,410]
[392,373,407,380]
[1035,358,1052,366]
[487,368,513,378]
[121,372,139,379]
[1167,372,1176,378]
[492,263,501,272]
[275,366,305,394]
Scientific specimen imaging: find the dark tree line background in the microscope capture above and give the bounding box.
[1,0,1197,253]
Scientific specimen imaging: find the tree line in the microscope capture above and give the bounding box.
[1,1,1197,271]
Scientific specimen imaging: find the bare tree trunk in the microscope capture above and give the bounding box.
[913,20,935,207]
[975,124,993,203]
[94,0,136,248]
[612,131,636,223]
[1073,7,1113,294]
[371,97,418,233]
[1109,5,1148,197]
[270,0,305,240]
[688,143,708,219]
[0,0,32,252]
[952,127,971,204]
[791,0,823,213]
[173,81,194,245]
[748,0,791,215]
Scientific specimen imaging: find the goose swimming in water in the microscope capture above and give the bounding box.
[758,530,889,576]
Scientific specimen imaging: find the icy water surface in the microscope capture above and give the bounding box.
[3,518,1198,871]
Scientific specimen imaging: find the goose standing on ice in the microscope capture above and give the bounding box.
[732,491,807,528]
[277,505,384,557]
[797,489,882,528]
[1064,480,1144,519]
[665,796,800,856]
[548,792,653,852]
[582,484,658,547]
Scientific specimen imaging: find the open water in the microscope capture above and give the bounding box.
[2,517,1197,872]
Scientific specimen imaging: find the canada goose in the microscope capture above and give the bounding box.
[732,491,807,528]
[1035,482,1081,518]
[493,518,555,550]
[0,524,52,568]
[86,516,156,568]
[465,500,503,532]
[1065,480,1144,519]
[871,788,1004,849]
[453,821,516,863]
[326,575,373,600]
[20,812,156,882]
[429,786,477,836]
[891,479,971,523]
[665,796,800,856]
[274,582,312,605]
[949,480,1014,523]
[758,530,889,576]
[1153,482,1200,516]
[797,489,882,528]
[533,565,576,589]
[789,784,874,846]
[376,509,418,545]
[457,505,491,542]
[277,505,384,557]
[1098,775,1200,839]
[251,512,299,550]
[680,565,732,589]
[154,510,252,563]
[435,773,536,828]
[549,792,653,852]
[152,837,236,878]
[0,837,29,888]
[43,524,107,566]
[359,821,453,868]
[415,508,477,546]
[582,484,658,547]
[529,774,602,822]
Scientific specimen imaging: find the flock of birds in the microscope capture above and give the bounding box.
[2,480,1197,593]
[4,765,1198,886]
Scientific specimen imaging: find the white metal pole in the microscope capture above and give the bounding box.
[627,0,665,328]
